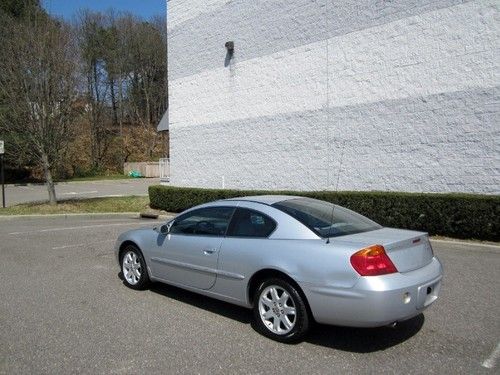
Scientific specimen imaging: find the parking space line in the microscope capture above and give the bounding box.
[482,342,500,369]
[52,240,114,250]
[9,222,152,235]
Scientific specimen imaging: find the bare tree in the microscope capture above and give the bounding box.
[119,15,167,158]
[77,10,112,171]
[0,11,77,204]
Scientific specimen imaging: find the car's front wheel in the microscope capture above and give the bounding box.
[121,245,149,290]
[253,278,310,343]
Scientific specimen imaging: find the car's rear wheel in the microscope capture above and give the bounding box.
[121,245,149,290]
[253,278,310,343]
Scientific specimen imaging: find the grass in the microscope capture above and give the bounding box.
[0,196,150,215]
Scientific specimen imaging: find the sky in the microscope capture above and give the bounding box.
[42,0,166,20]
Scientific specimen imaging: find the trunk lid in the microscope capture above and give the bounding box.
[332,228,434,273]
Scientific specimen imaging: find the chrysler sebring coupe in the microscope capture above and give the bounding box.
[115,196,443,342]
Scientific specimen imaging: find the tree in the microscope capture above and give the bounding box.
[118,15,168,158]
[0,0,45,171]
[0,10,77,204]
[0,7,168,187]
[123,17,167,128]
[0,0,41,19]
[77,10,112,171]
[76,11,168,166]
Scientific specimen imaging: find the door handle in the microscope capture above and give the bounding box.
[203,248,218,255]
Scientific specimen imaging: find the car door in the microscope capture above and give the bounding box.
[214,207,278,299]
[150,206,235,290]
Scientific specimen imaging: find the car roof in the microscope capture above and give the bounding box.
[224,195,303,205]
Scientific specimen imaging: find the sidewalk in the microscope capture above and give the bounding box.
[1,178,159,207]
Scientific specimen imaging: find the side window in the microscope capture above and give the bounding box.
[227,208,276,238]
[170,206,235,236]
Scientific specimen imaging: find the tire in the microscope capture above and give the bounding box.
[253,278,310,343]
[120,245,150,290]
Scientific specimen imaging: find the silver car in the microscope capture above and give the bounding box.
[115,196,443,342]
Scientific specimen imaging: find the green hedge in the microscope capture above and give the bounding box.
[149,185,500,242]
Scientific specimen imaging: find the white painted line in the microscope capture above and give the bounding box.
[52,240,114,250]
[60,190,98,195]
[482,342,500,369]
[9,222,152,235]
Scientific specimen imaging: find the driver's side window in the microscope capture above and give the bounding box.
[170,206,235,236]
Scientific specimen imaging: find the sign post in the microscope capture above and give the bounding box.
[0,140,5,208]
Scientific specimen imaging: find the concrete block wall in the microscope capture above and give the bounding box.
[166,0,500,193]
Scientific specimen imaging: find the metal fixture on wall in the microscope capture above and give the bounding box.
[225,41,234,53]
[224,41,234,67]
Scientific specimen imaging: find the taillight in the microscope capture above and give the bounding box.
[350,245,398,276]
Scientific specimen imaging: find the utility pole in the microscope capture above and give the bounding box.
[0,140,5,208]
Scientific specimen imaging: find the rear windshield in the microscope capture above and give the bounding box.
[272,198,382,238]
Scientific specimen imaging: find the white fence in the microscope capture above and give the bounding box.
[159,158,170,183]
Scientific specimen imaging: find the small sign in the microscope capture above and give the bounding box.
[0,140,4,155]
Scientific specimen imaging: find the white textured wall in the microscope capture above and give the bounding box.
[167,0,229,29]
[167,0,500,194]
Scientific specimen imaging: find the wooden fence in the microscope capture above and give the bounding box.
[123,162,160,178]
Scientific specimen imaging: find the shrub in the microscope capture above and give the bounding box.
[149,185,500,241]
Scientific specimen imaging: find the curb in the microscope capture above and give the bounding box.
[430,238,500,251]
[0,212,174,220]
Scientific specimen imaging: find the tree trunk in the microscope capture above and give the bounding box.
[88,73,98,169]
[110,77,118,126]
[92,60,102,170]
[118,74,125,170]
[41,153,57,205]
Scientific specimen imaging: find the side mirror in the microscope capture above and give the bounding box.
[159,221,173,235]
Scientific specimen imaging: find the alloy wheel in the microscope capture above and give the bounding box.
[122,251,142,285]
[258,285,297,335]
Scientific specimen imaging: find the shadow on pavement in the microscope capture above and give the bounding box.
[141,278,424,351]
[305,314,424,352]
[148,281,252,324]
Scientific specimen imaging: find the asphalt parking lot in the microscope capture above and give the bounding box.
[0,215,498,374]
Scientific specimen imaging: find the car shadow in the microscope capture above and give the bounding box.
[147,281,252,324]
[130,276,424,351]
[305,314,425,352]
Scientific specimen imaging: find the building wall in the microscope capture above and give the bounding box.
[167,0,500,193]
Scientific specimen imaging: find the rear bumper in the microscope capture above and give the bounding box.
[302,257,443,327]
